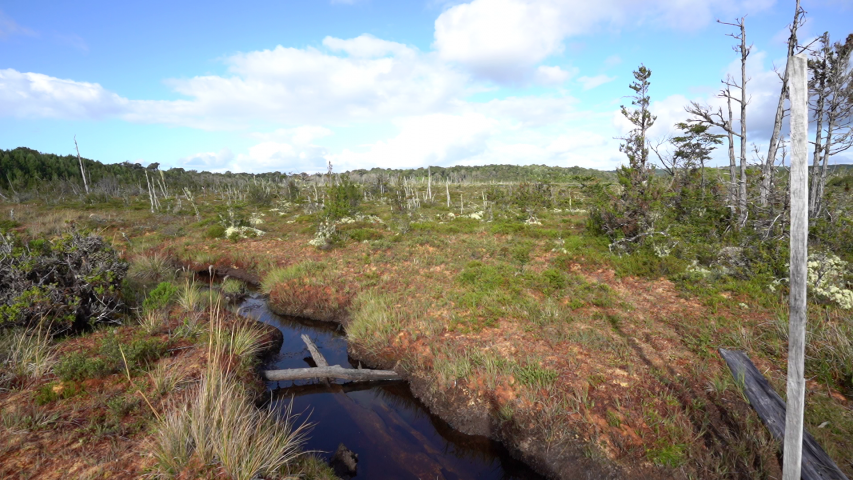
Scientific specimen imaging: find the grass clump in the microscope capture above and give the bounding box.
[261,261,327,294]
[0,326,56,387]
[151,305,310,479]
[128,253,174,284]
[177,279,205,311]
[221,278,245,295]
[347,290,402,350]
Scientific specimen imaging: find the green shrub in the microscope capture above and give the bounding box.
[0,231,127,332]
[205,224,226,239]
[347,228,382,242]
[143,282,178,312]
[35,381,83,405]
[55,333,167,381]
[55,352,110,381]
[323,175,360,220]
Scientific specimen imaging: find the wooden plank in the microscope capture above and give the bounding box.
[719,349,849,480]
[786,52,810,480]
[263,365,402,382]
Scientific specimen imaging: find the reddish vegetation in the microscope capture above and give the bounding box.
[165,233,827,479]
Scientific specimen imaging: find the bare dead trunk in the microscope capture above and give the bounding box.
[74,136,89,195]
[762,0,802,207]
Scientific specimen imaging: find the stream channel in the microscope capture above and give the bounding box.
[237,294,544,480]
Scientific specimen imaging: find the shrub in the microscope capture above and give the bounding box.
[205,224,226,239]
[0,231,127,332]
[143,282,178,312]
[323,175,360,221]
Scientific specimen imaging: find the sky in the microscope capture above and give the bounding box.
[1,0,851,174]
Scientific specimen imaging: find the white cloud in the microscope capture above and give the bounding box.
[180,148,235,170]
[0,68,127,119]
[577,74,616,90]
[535,65,576,85]
[433,0,776,82]
[328,112,496,170]
[322,34,414,58]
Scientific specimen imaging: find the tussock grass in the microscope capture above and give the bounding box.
[128,252,174,284]
[221,277,245,295]
[0,326,56,386]
[347,290,402,350]
[208,317,267,360]
[771,311,853,388]
[150,406,193,477]
[138,310,166,335]
[149,361,184,397]
[260,261,327,294]
[177,279,205,311]
[151,305,311,479]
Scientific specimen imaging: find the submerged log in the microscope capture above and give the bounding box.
[719,349,849,480]
[263,365,402,382]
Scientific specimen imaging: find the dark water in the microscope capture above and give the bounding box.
[237,295,544,480]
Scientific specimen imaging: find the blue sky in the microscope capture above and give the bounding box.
[1,0,851,173]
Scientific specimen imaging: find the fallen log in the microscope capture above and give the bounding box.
[263,365,402,382]
[301,334,329,367]
[719,349,849,480]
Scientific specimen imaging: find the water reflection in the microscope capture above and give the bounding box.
[238,295,543,480]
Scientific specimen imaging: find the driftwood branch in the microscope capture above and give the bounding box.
[263,365,402,382]
[719,349,849,480]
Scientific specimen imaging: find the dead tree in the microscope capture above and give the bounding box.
[761,0,804,207]
[74,136,89,195]
[809,33,853,216]
[719,17,752,226]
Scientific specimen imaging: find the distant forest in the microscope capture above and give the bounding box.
[2,146,851,202]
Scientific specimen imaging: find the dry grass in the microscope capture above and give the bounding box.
[150,304,311,479]
[0,326,56,387]
[128,252,174,284]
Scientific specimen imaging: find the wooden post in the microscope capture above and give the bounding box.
[783,53,809,480]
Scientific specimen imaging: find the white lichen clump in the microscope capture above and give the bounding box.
[807,253,853,309]
[249,212,265,226]
[308,221,336,249]
[524,216,542,226]
[224,226,265,239]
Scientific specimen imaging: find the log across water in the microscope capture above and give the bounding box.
[263,365,403,382]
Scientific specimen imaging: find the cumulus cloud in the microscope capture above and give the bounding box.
[433,0,776,82]
[577,74,616,90]
[180,126,333,173]
[328,112,496,170]
[0,69,128,119]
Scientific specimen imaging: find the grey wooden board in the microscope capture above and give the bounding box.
[719,349,849,480]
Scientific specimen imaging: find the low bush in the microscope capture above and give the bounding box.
[0,231,127,333]
[143,281,178,312]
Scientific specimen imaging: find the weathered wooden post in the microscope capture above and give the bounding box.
[783,52,808,480]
